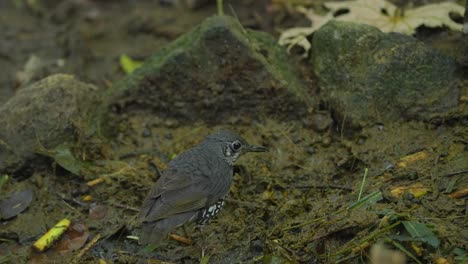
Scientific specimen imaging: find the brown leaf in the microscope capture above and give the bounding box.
[53,222,89,253]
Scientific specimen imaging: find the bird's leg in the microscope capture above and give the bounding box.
[195,224,208,259]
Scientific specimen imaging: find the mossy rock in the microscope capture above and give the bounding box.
[100,15,314,130]
[312,20,461,128]
[0,74,99,174]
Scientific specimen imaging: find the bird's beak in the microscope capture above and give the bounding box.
[246,144,268,152]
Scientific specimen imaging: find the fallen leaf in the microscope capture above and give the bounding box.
[33,218,71,252]
[119,54,143,74]
[40,144,91,177]
[401,220,440,248]
[0,174,9,190]
[390,183,430,198]
[82,195,93,202]
[447,188,468,199]
[89,204,108,220]
[325,0,464,34]
[278,7,334,56]
[348,190,383,209]
[279,0,464,55]
[53,222,89,253]
[434,257,450,264]
[369,243,407,264]
[397,151,429,168]
[0,189,34,219]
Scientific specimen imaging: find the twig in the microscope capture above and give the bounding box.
[442,170,468,177]
[71,234,101,264]
[295,184,353,191]
[86,178,104,187]
[111,202,140,212]
[448,188,468,199]
[282,210,344,231]
[169,234,192,245]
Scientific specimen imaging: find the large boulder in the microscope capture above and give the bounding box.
[0,74,99,174]
[312,21,461,127]
[100,15,314,129]
[0,16,315,174]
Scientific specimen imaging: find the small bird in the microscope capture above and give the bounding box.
[138,130,267,245]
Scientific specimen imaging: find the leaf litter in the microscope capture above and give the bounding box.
[279,0,465,55]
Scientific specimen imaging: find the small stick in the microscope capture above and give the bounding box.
[71,234,101,264]
[169,234,192,245]
[86,178,104,187]
[111,202,140,212]
[442,170,468,177]
[295,184,353,191]
[448,188,468,199]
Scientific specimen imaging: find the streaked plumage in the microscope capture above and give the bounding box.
[139,130,267,244]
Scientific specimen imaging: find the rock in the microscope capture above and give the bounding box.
[304,112,333,132]
[0,74,99,174]
[312,21,460,128]
[101,15,313,129]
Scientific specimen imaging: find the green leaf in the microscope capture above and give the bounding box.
[388,239,423,264]
[0,253,12,264]
[140,243,160,253]
[52,145,92,176]
[453,247,466,261]
[402,221,440,248]
[444,176,458,193]
[119,54,143,74]
[0,175,8,190]
[200,254,211,264]
[38,144,91,177]
[348,190,383,209]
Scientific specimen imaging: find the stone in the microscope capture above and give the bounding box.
[100,15,314,130]
[0,74,99,174]
[312,21,460,128]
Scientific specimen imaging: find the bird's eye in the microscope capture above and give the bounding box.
[232,141,242,150]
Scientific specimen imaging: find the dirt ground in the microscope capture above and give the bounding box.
[0,0,467,263]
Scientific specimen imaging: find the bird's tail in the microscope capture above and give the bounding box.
[139,211,197,245]
[139,222,169,245]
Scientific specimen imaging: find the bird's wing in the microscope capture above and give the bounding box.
[139,158,214,222]
[140,183,209,222]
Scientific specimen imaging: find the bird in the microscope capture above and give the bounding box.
[138,130,267,245]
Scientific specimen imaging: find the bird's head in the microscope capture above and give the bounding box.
[203,130,268,165]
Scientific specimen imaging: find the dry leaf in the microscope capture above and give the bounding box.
[278,7,334,57]
[0,189,34,220]
[325,0,464,34]
[53,222,90,253]
[278,0,464,55]
[396,151,429,168]
[390,182,430,198]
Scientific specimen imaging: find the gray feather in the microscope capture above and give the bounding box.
[138,130,266,245]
